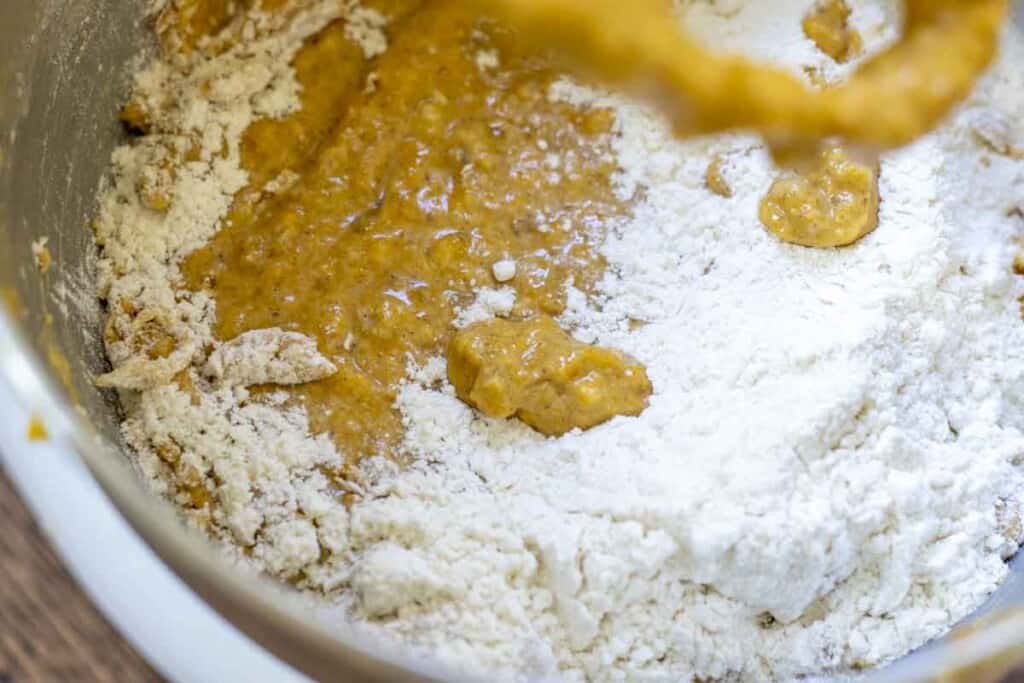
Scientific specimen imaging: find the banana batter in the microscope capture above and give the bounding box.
[163,0,646,459]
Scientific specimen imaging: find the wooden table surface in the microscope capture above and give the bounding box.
[0,470,161,683]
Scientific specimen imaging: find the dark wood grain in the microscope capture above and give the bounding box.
[0,470,162,683]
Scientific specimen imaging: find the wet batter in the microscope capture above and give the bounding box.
[176,0,645,460]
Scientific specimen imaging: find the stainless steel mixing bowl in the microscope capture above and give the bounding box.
[2,1,1023,680]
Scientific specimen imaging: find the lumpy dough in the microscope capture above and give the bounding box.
[180,0,633,461]
[803,0,863,63]
[759,146,879,248]
[157,0,236,53]
[705,155,733,198]
[447,316,652,436]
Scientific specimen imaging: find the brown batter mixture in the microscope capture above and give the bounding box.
[157,0,238,54]
[26,416,49,442]
[803,0,863,64]
[448,316,651,436]
[179,0,639,459]
[1,288,22,319]
[759,146,879,248]
[705,155,733,198]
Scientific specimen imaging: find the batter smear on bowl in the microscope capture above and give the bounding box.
[93,0,1024,680]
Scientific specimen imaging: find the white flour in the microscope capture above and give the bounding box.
[93,1,1024,681]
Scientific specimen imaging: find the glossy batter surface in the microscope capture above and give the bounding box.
[759,146,879,248]
[448,316,652,436]
[180,0,632,460]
